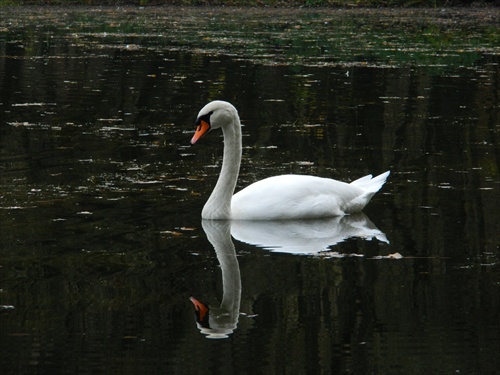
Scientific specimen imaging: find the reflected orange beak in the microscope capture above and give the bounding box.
[190,296,209,322]
[190,120,210,145]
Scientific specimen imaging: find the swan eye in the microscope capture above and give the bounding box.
[196,111,213,126]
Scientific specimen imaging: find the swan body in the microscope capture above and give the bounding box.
[191,100,390,220]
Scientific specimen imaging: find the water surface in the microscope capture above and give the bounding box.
[0,6,499,375]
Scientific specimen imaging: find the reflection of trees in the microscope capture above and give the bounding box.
[236,242,498,374]
[378,65,499,261]
[1,228,497,373]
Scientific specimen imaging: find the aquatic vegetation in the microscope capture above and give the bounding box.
[1,7,498,72]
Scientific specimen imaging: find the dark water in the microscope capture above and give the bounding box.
[1,6,499,375]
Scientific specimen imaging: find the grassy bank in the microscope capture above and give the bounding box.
[2,0,497,7]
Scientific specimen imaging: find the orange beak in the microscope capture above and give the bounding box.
[190,297,209,322]
[190,120,210,145]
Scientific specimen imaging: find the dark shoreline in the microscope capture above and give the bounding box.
[2,0,498,7]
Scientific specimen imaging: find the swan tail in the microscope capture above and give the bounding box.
[350,171,390,193]
[344,171,390,214]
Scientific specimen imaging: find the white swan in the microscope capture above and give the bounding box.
[191,100,390,220]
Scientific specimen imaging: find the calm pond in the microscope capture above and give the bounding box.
[0,6,499,375]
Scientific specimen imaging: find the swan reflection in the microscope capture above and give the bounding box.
[231,213,388,254]
[190,220,241,339]
[191,214,387,338]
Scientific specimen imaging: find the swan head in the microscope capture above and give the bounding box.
[191,100,238,145]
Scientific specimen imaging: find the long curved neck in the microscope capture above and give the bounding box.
[202,113,242,220]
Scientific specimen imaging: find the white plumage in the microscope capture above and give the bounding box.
[191,100,390,220]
